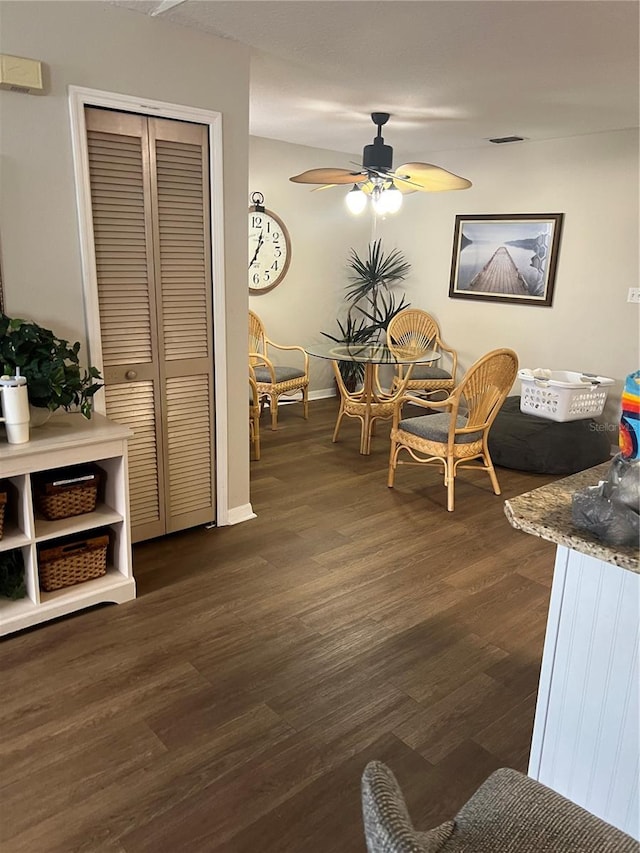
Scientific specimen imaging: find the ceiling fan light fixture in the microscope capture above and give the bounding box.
[345,184,367,214]
[382,183,403,214]
[370,182,402,216]
[370,184,384,215]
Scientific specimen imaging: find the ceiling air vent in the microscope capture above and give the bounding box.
[488,135,525,144]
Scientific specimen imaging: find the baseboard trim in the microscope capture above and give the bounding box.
[309,388,336,400]
[277,388,336,402]
[226,503,257,525]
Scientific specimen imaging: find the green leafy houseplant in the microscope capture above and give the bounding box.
[0,314,103,419]
[322,312,373,391]
[324,239,411,389]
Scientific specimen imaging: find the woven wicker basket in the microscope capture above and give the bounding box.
[0,489,7,541]
[39,533,109,592]
[34,465,101,521]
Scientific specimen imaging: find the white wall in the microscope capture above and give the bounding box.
[380,129,640,426]
[2,0,634,507]
[252,129,639,426]
[249,136,368,393]
[0,1,252,512]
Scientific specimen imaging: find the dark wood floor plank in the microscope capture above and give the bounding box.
[0,655,212,747]
[387,631,509,705]
[407,739,505,829]
[473,690,539,769]
[0,399,559,851]
[7,704,295,853]
[445,532,554,593]
[392,672,524,764]
[266,664,421,749]
[484,651,545,697]
[120,732,331,852]
[211,733,429,853]
[1,722,166,842]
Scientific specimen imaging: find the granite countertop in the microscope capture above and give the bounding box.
[504,462,639,573]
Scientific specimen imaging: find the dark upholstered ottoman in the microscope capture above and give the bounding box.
[488,396,612,474]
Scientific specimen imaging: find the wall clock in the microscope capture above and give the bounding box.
[248,191,291,294]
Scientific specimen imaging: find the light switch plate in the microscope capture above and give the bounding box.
[627,288,640,303]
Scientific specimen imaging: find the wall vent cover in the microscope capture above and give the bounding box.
[0,54,43,93]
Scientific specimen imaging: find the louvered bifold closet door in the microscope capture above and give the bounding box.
[149,117,215,533]
[85,109,215,542]
[86,108,165,542]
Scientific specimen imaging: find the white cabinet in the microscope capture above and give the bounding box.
[529,546,639,840]
[0,412,136,636]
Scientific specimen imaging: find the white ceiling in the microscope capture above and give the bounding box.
[112,0,639,163]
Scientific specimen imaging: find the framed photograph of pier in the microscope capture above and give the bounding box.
[449,213,563,306]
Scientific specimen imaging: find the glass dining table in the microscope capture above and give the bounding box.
[305,342,441,455]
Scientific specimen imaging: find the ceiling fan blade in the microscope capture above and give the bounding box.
[289,168,366,185]
[394,163,472,192]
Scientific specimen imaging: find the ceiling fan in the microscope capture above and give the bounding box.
[289,112,472,214]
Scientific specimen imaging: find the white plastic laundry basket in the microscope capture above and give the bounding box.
[518,370,615,422]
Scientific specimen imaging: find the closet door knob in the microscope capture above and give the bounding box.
[125,370,137,381]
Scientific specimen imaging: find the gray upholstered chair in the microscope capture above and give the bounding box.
[361,761,637,853]
[249,310,309,430]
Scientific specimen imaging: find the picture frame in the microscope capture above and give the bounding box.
[449,213,563,306]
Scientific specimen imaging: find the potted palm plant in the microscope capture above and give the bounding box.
[0,313,103,419]
[323,239,411,389]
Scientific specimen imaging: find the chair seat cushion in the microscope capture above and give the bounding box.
[409,365,452,381]
[399,412,483,444]
[488,396,611,474]
[253,365,306,384]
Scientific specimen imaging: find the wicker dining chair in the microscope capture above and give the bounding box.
[388,348,518,511]
[387,309,458,396]
[249,366,261,461]
[248,310,309,430]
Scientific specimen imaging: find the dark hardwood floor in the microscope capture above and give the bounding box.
[0,398,558,852]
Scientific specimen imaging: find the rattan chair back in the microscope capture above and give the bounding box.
[387,309,458,394]
[456,349,519,434]
[249,310,266,362]
[387,308,439,352]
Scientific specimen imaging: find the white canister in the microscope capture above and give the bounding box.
[0,372,30,444]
